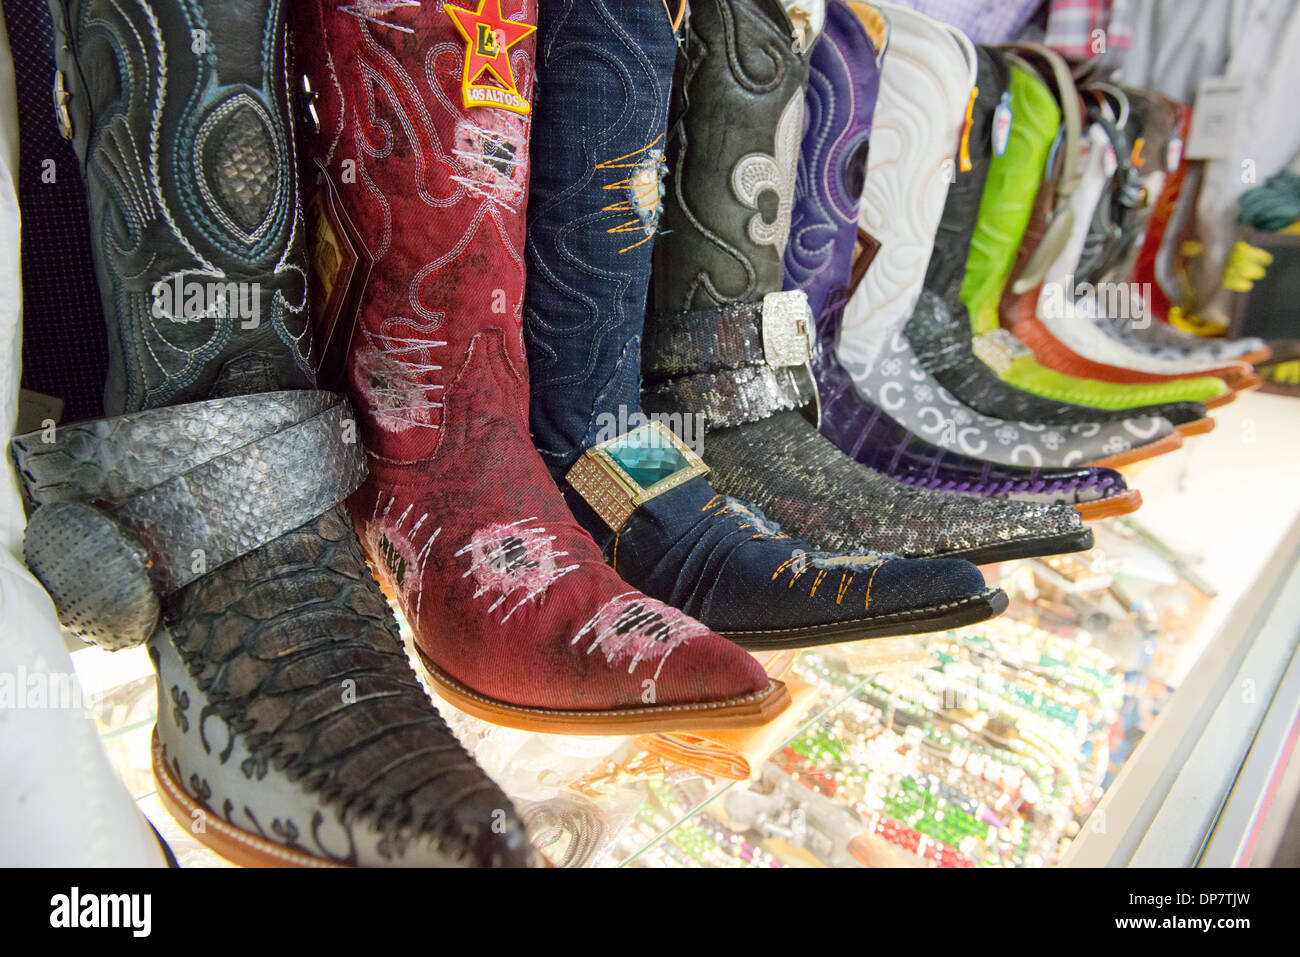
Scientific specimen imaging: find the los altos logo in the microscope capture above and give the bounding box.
[444,0,536,115]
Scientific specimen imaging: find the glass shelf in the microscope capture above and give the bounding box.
[80,391,1300,868]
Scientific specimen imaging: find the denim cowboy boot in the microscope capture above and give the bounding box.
[522,0,1004,649]
[645,0,1092,562]
[788,4,1139,518]
[13,0,533,866]
[294,0,786,731]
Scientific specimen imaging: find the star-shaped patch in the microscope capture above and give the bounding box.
[444,0,536,115]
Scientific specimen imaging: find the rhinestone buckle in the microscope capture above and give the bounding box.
[760,290,815,369]
[566,422,710,532]
[973,328,1031,373]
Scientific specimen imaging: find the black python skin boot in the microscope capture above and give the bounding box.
[10,0,533,867]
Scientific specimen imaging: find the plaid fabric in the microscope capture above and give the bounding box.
[1044,0,1133,58]
[890,0,1042,44]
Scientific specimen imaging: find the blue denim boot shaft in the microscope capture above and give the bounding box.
[524,0,1007,648]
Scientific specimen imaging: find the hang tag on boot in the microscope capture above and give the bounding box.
[1185,77,1245,161]
[306,161,373,391]
[993,93,1013,158]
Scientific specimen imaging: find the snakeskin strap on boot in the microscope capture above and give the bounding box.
[13,0,533,867]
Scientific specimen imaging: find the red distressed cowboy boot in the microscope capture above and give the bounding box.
[293,0,784,734]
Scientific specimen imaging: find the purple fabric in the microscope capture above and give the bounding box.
[4,0,109,423]
[783,1,1127,508]
[784,0,878,321]
[890,0,1042,44]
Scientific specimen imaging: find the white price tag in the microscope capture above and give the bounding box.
[1184,76,1245,160]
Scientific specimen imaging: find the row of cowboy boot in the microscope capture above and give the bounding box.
[1010,79,1265,391]
[16,0,1204,869]
[955,59,1231,412]
[780,3,1138,512]
[998,62,1241,401]
[1087,90,1269,367]
[788,2,1138,515]
[894,55,1214,441]
[820,9,1179,471]
[1129,100,1271,366]
[641,0,1091,566]
[520,0,1006,648]
[15,0,533,867]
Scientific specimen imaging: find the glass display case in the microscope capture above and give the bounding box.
[81,391,1300,868]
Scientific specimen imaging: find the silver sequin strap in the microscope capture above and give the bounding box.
[644,291,818,429]
[12,391,366,649]
[644,363,818,430]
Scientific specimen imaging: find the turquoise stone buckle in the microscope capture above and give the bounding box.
[565,421,710,531]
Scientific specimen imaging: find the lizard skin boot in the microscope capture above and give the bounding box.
[520,0,1005,649]
[644,0,1091,565]
[15,0,534,867]
[792,4,1139,519]
[293,0,786,730]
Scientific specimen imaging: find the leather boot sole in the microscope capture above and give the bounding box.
[933,529,1094,565]
[1089,430,1184,468]
[720,588,1009,652]
[416,646,791,735]
[1232,373,1263,393]
[1177,417,1217,438]
[152,729,342,868]
[1075,488,1143,521]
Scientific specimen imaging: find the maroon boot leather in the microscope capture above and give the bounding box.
[293,0,785,733]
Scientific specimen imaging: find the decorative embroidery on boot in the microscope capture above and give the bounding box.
[571,594,709,679]
[770,550,886,602]
[456,518,579,621]
[731,92,804,255]
[596,136,667,254]
[451,113,530,212]
[350,323,447,432]
[701,494,790,540]
[364,494,443,617]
